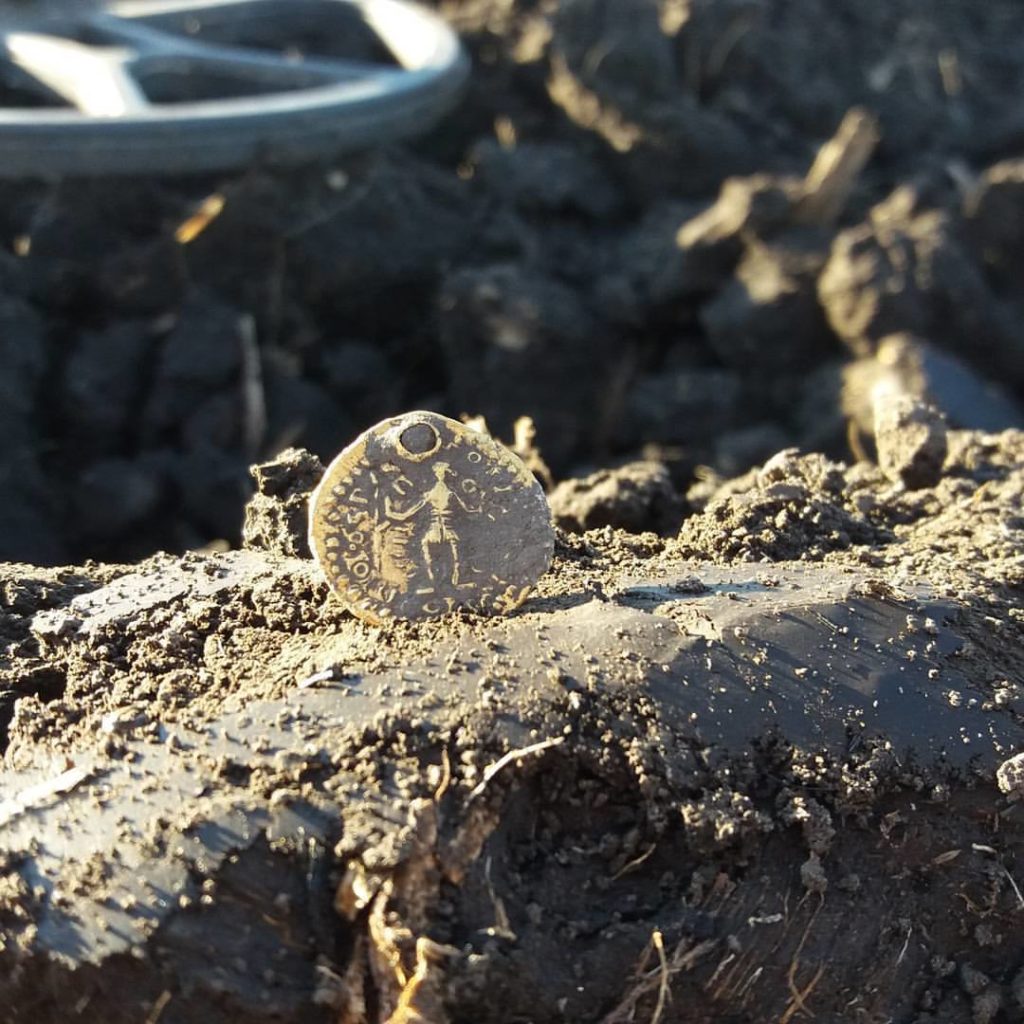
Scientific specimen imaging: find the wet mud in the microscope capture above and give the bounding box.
[2,425,1024,1022]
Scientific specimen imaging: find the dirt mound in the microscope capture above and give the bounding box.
[2,426,1024,1022]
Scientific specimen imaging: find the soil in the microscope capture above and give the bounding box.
[1,422,1024,1023]
[4,1,1024,1021]
[4,0,1024,564]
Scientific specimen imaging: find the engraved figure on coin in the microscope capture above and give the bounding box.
[371,468,417,596]
[383,461,479,587]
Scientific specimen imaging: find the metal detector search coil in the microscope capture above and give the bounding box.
[0,0,469,175]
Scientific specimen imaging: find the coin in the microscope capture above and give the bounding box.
[309,411,554,623]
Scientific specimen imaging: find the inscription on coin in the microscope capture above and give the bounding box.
[309,412,554,623]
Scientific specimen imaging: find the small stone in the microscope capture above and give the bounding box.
[996,752,1024,799]
[873,392,947,489]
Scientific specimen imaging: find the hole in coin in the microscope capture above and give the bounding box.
[398,422,440,457]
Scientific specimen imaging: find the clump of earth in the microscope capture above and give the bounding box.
[4,1,1024,1022]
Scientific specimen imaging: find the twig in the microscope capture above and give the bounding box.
[298,668,335,689]
[283,174,376,240]
[238,314,266,460]
[484,855,514,939]
[651,930,670,1024]
[468,737,565,799]
[0,764,91,828]
[144,990,172,1024]
[174,193,225,244]
[793,108,880,227]
[601,935,717,1024]
[1004,867,1024,910]
[434,746,453,803]
[779,900,825,1023]
[896,923,913,965]
[971,844,1024,910]
[297,669,357,690]
[736,965,763,998]
[612,841,659,881]
[780,964,825,1024]
[704,951,737,995]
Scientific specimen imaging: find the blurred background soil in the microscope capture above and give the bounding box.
[4,0,1024,564]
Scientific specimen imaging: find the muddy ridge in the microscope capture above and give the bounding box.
[1,424,1023,1022]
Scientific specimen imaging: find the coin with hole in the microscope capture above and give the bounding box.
[309,411,554,623]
